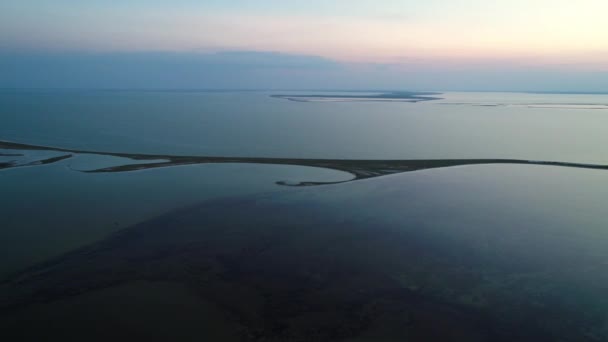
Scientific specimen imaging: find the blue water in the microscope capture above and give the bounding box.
[2,90,608,341]
[2,89,608,272]
[2,90,608,162]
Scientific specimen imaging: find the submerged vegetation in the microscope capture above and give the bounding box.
[2,168,606,341]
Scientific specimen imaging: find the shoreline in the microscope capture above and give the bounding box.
[2,139,608,186]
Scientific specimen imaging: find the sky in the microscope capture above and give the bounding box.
[1,0,607,91]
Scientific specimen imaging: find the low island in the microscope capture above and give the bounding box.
[271,91,443,103]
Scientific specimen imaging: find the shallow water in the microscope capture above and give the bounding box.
[1,90,608,341]
[2,165,608,341]
[0,159,349,276]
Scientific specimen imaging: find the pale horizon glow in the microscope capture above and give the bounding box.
[1,1,608,90]
[2,1,608,65]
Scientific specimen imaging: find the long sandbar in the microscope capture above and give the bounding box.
[2,140,608,186]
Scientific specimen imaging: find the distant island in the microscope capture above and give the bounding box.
[271,91,443,103]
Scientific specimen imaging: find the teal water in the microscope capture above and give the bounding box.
[1,90,608,341]
[2,164,608,341]
[2,90,608,161]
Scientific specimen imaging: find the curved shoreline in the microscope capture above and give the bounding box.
[2,139,608,186]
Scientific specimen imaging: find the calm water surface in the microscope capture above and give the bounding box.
[2,90,608,161]
[1,90,608,341]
